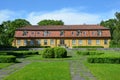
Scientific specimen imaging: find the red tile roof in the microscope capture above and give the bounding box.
[16,25,109,31]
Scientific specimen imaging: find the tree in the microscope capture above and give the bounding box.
[37,19,64,26]
[0,19,31,46]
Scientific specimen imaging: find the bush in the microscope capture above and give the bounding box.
[76,51,89,55]
[19,46,50,48]
[0,55,16,63]
[73,46,104,48]
[76,51,104,55]
[42,48,54,58]
[87,56,120,64]
[54,47,67,58]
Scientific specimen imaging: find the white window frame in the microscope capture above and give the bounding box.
[30,40,34,45]
[72,39,76,45]
[79,40,82,44]
[104,39,108,45]
[50,39,54,45]
[24,40,27,46]
[37,40,41,45]
[17,40,21,45]
[88,39,92,45]
[96,40,100,45]
[44,39,47,45]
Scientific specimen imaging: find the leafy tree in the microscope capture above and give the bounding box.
[37,19,64,26]
[0,19,31,46]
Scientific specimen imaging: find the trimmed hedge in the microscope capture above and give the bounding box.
[0,55,16,63]
[87,56,120,64]
[42,48,54,58]
[19,46,50,48]
[76,51,104,55]
[42,47,67,58]
[54,47,67,58]
[73,46,104,48]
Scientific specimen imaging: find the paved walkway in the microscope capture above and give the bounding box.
[0,61,31,80]
[69,57,97,80]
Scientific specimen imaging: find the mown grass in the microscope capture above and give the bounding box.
[85,63,120,80]
[4,62,71,80]
[0,63,13,69]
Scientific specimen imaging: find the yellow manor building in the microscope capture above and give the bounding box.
[13,25,111,48]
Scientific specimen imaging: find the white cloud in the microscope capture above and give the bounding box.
[26,8,101,25]
[0,8,117,25]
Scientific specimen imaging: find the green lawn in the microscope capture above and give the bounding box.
[0,63,13,69]
[86,63,120,80]
[4,62,71,80]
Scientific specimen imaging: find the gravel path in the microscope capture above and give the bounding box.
[69,57,97,80]
[0,61,31,80]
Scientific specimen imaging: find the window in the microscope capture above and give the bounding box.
[24,40,27,46]
[30,40,34,45]
[44,39,47,45]
[60,30,64,36]
[17,40,21,45]
[31,32,34,34]
[37,32,40,34]
[71,31,74,35]
[83,32,86,36]
[23,31,28,36]
[50,39,54,45]
[72,40,76,45]
[76,30,80,36]
[79,40,82,44]
[96,40,100,45]
[104,39,108,45]
[88,39,92,45]
[37,40,41,45]
[44,31,48,36]
[97,30,102,36]
[92,31,95,35]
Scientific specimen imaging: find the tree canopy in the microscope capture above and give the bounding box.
[37,19,64,26]
[100,12,120,47]
[0,19,31,46]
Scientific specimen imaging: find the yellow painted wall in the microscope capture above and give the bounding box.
[14,39,110,48]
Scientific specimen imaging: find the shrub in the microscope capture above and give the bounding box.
[73,46,104,48]
[0,55,16,63]
[76,51,104,55]
[87,56,120,64]
[19,46,50,48]
[54,47,67,58]
[76,51,89,55]
[42,48,54,58]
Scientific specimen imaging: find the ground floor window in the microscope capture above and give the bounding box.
[96,40,100,45]
[104,39,108,45]
[24,40,27,46]
[44,39,47,45]
[30,40,34,45]
[50,39,54,45]
[37,40,41,45]
[17,40,21,45]
[72,39,76,45]
[88,39,92,45]
[79,40,82,44]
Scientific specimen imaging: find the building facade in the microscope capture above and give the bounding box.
[13,25,111,48]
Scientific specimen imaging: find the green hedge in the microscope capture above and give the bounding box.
[42,48,54,58]
[42,47,67,58]
[87,56,120,63]
[0,55,16,63]
[54,47,67,58]
[73,46,104,48]
[19,46,50,48]
[76,51,104,55]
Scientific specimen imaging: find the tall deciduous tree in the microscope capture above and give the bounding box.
[0,19,31,46]
[37,19,64,26]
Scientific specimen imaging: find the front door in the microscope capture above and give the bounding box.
[60,39,64,44]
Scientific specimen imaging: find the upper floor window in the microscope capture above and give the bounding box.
[60,30,64,36]
[71,31,74,35]
[76,30,81,36]
[96,40,100,45]
[97,30,102,36]
[92,31,95,36]
[83,32,86,36]
[37,32,40,34]
[72,39,76,45]
[23,31,28,36]
[44,31,48,36]
[31,32,34,34]
[104,39,108,45]
[88,39,92,45]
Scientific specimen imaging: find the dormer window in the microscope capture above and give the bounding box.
[97,30,102,36]
[31,32,34,34]
[23,30,28,36]
[76,30,80,36]
[37,32,40,34]
[60,30,64,36]
[44,31,48,36]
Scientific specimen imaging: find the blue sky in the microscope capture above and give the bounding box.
[0,0,120,24]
